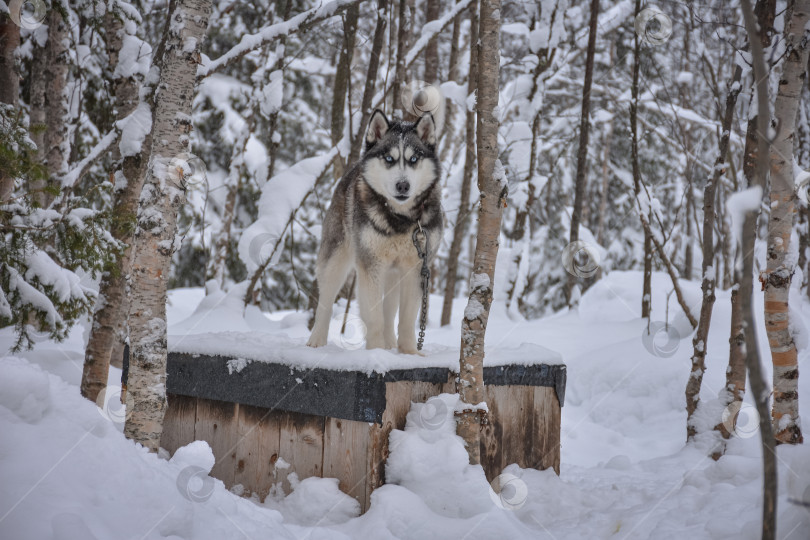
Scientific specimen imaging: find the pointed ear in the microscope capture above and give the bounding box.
[415,113,436,146]
[366,109,390,148]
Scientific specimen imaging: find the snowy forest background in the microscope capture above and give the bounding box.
[2,0,810,538]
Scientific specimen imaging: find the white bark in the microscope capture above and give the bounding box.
[765,0,808,445]
[124,0,212,451]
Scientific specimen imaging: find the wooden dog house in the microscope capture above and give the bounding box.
[160,352,565,512]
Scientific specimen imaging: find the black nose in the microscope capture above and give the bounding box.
[396,180,410,195]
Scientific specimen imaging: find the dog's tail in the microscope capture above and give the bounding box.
[401,81,445,135]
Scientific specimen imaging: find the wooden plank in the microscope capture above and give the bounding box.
[497,385,535,470]
[409,381,443,404]
[323,417,369,507]
[532,387,561,473]
[277,411,325,494]
[366,381,414,511]
[161,394,197,456]
[234,404,281,501]
[194,398,239,488]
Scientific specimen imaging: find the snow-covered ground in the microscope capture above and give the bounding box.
[2,271,809,539]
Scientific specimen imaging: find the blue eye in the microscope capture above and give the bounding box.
[410,155,419,163]
[385,155,394,163]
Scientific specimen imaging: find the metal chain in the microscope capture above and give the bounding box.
[412,224,430,351]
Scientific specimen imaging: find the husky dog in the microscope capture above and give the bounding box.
[307,109,443,353]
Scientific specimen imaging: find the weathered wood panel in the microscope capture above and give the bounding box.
[532,387,561,473]
[194,399,238,487]
[234,404,280,501]
[161,394,197,455]
[495,385,535,471]
[278,411,325,494]
[367,380,422,509]
[323,417,369,507]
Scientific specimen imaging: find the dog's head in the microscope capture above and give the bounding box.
[362,110,439,210]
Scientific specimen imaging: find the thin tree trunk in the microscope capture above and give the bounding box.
[349,0,387,164]
[440,2,478,327]
[438,9,462,164]
[0,13,20,202]
[331,2,359,179]
[715,0,774,449]
[686,63,743,441]
[209,175,241,286]
[423,0,440,83]
[595,118,613,246]
[392,0,408,113]
[683,173,693,280]
[630,0,651,318]
[124,0,212,451]
[28,8,69,208]
[635,204,698,329]
[456,0,500,465]
[566,0,599,306]
[594,39,615,250]
[740,1,778,536]
[81,6,150,402]
[266,0,293,179]
[764,0,808,446]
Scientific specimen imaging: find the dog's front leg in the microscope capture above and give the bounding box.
[397,266,422,355]
[357,267,386,349]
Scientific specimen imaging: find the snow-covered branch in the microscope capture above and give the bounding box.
[198,0,364,79]
[59,129,119,190]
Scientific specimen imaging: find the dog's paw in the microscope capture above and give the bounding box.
[307,334,327,348]
[397,338,423,356]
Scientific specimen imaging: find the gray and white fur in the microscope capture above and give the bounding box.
[307,110,444,353]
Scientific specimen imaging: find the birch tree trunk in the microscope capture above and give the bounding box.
[566,0,599,306]
[685,63,742,441]
[28,7,69,208]
[764,0,808,446]
[0,13,19,202]
[456,0,500,465]
[440,2,478,327]
[81,6,151,402]
[124,0,212,451]
[740,1,778,536]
